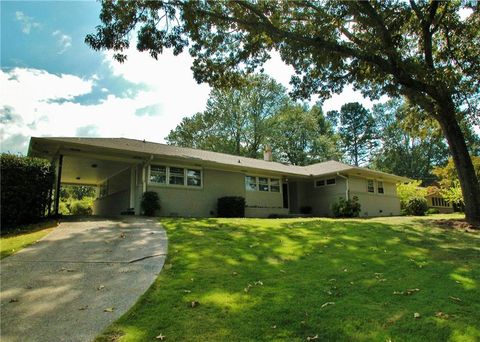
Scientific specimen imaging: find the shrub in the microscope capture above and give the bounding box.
[397,181,427,209]
[217,196,245,217]
[426,208,440,215]
[141,191,161,216]
[332,196,361,218]
[300,206,312,214]
[405,197,428,216]
[1,154,54,230]
[69,198,94,215]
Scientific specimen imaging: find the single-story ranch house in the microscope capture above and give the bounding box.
[28,137,409,218]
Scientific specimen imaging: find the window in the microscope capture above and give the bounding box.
[377,181,384,194]
[258,177,269,191]
[367,179,375,193]
[270,178,280,192]
[187,169,201,187]
[315,179,325,187]
[246,176,257,191]
[326,178,336,185]
[150,165,167,184]
[149,165,202,188]
[245,175,281,192]
[169,167,185,185]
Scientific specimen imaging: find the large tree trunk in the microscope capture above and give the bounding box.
[436,102,480,227]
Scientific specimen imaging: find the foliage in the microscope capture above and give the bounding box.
[269,103,341,165]
[141,191,161,216]
[86,0,480,224]
[167,74,288,158]
[331,196,361,218]
[440,180,464,210]
[1,154,55,229]
[433,156,480,189]
[299,205,312,215]
[405,197,428,216]
[426,208,440,215]
[217,196,245,218]
[59,185,96,215]
[328,102,377,166]
[370,99,449,184]
[396,181,427,209]
[95,216,478,342]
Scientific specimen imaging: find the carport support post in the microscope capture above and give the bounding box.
[54,154,63,216]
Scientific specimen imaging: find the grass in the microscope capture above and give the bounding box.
[0,219,57,259]
[96,214,479,342]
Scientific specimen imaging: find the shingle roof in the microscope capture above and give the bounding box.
[29,137,409,181]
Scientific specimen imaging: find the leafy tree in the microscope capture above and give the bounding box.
[86,1,480,225]
[396,180,427,209]
[328,102,377,166]
[371,99,449,183]
[167,74,288,157]
[269,103,341,165]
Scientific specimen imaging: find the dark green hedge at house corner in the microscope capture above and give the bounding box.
[1,154,55,230]
[217,196,245,218]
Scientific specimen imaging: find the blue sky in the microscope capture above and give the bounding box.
[1,1,379,155]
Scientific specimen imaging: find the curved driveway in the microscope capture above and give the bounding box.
[0,217,167,342]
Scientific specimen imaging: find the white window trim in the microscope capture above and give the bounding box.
[377,180,385,194]
[148,164,203,189]
[367,179,375,193]
[314,177,336,188]
[245,174,282,193]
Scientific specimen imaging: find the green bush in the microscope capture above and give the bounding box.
[69,198,94,215]
[300,206,312,214]
[217,196,245,217]
[141,191,161,216]
[426,207,440,215]
[405,197,428,216]
[332,196,361,218]
[1,154,54,230]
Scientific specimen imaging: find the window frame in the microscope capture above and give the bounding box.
[148,164,203,189]
[245,175,282,193]
[314,177,336,188]
[367,179,375,193]
[377,180,384,194]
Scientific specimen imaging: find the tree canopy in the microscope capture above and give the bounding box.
[86,0,480,225]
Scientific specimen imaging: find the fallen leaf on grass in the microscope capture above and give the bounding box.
[119,233,126,239]
[393,288,420,295]
[435,311,449,319]
[9,298,19,303]
[321,302,335,308]
[280,270,286,273]
[254,280,263,286]
[272,325,277,329]
[307,335,318,341]
[58,267,76,272]
[156,333,166,340]
[232,272,238,276]
[449,296,461,302]
[78,305,88,311]
[413,312,421,319]
[190,301,200,308]
[182,289,191,293]
[97,285,105,290]
[104,307,115,312]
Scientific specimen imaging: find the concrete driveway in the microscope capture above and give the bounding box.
[0,217,167,342]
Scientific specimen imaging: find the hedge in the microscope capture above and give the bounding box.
[217,196,245,217]
[1,154,55,230]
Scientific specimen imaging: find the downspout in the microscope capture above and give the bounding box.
[337,172,349,200]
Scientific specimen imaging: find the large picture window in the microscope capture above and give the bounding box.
[245,176,281,193]
[149,165,202,188]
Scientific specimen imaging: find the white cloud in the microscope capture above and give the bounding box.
[15,11,41,34]
[52,30,72,54]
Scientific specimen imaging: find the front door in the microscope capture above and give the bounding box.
[282,183,289,209]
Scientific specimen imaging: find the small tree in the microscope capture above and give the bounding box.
[141,192,161,216]
[396,181,427,210]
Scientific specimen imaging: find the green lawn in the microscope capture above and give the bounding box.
[0,220,57,259]
[96,214,479,342]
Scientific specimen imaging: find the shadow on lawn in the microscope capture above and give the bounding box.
[103,218,480,342]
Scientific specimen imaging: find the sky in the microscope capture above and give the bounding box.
[1,1,382,155]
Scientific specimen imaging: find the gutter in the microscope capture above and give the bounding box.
[337,172,349,200]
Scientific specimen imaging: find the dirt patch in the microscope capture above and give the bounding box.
[432,219,479,232]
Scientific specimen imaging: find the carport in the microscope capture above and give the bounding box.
[28,137,151,216]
